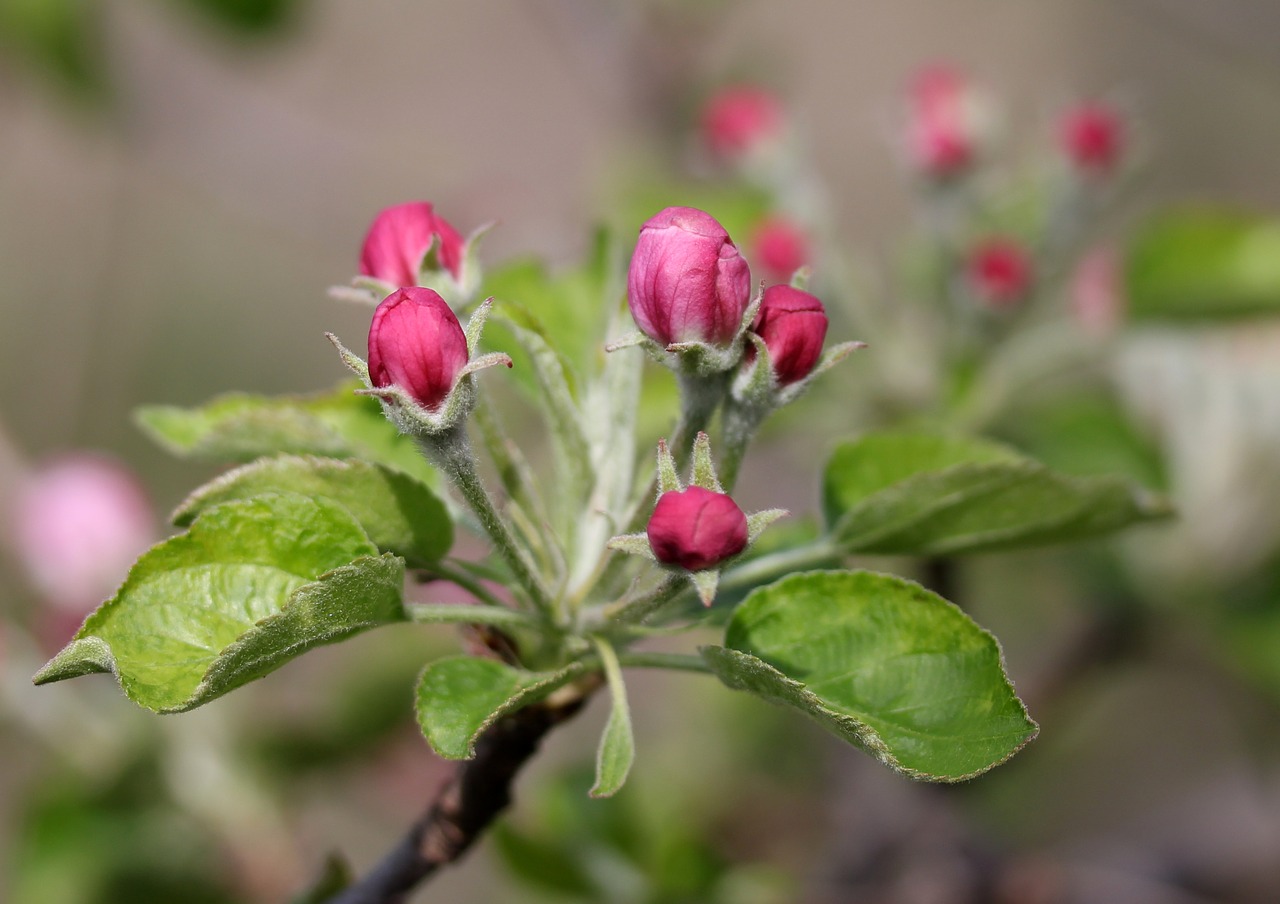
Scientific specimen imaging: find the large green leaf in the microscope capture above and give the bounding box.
[1126,208,1280,321]
[33,494,406,712]
[135,382,438,488]
[823,431,1168,555]
[415,657,586,760]
[172,455,451,566]
[702,570,1036,781]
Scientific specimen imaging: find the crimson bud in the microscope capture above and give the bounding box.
[701,85,784,160]
[751,215,810,283]
[367,287,469,411]
[967,239,1034,308]
[646,486,749,571]
[750,285,828,385]
[627,206,753,348]
[905,65,985,180]
[1059,102,1124,176]
[360,201,466,287]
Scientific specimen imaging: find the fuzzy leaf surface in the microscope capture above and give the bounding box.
[172,456,451,566]
[702,570,1036,781]
[33,494,406,712]
[136,382,438,487]
[823,431,1167,555]
[415,657,586,760]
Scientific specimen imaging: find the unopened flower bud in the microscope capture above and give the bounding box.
[751,215,810,283]
[905,65,991,180]
[750,285,828,385]
[701,85,784,161]
[967,239,1034,308]
[1058,102,1124,176]
[1070,246,1124,336]
[368,287,469,411]
[646,486,748,571]
[360,201,466,288]
[627,206,753,348]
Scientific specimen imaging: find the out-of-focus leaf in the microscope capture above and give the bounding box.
[703,570,1037,781]
[172,455,451,566]
[290,854,351,904]
[1126,208,1280,321]
[33,494,406,712]
[178,0,298,34]
[0,0,106,99]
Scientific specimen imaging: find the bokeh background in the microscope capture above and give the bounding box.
[5,2,1280,902]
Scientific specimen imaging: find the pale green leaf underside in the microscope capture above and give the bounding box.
[823,431,1168,555]
[702,570,1036,781]
[415,657,586,760]
[589,638,634,798]
[33,494,406,713]
[172,455,452,566]
[135,382,438,488]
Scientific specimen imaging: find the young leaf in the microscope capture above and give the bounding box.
[33,494,406,713]
[589,638,635,798]
[172,455,452,566]
[136,382,438,488]
[701,570,1037,781]
[415,657,586,760]
[823,431,1168,555]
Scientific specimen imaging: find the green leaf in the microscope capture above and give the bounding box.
[1126,208,1280,321]
[172,455,451,566]
[289,854,351,904]
[823,431,1168,555]
[135,382,438,488]
[589,638,634,798]
[702,570,1037,781]
[415,657,586,760]
[33,494,406,712]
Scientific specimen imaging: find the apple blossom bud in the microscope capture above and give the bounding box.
[750,285,828,385]
[359,201,465,287]
[751,215,810,283]
[1070,246,1124,336]
[701,85,784,160]
[627,206,753,347]
[1058,102,1124,176]
[905,65,989,180]
[367,287,469,411]
[646,486,749,571]
[967,238,1034,308]
[12,455,157,614]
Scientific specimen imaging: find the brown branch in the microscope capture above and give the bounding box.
[322,685,595,904]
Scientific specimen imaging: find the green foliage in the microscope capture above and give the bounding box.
[33,494,406,712]
[1126,208,1280,321]
[703,570,1037,781]
[0,0,104,99]
[589,640,635,798]
[172,455,452,567]
[822,430,1169,555]
[135,382,439,488]
[414,657,586,760]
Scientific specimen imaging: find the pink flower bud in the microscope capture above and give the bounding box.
[905,65,986,180]
[749,285,828,385]
[1059,102,1124,176]
[701,85,784,160]
[646,486,748,571]
[1070,246,1124,336]
[967,238,1034,308]
[367,287,469,411]
[359,201,466,287]
[751,215,810,283]
[627,206,753,347]
[12,455,157,614]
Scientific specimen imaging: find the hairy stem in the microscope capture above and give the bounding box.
[717,540,842,594]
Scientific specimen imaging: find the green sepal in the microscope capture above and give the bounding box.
[701,570,1037,781]
[34,494,407,713]
[415,656,587,760]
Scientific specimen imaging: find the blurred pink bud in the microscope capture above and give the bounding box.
[647,486,748,571]
[627,206,753,347]
[1059,102,1125,176]
[750,285,828,385]
[359,201,466,287]
[368,287,469,411]
[701,85,784,160]
[905,65,985,179]
[13,455,156,613]
[967,239,1034,308]
[751,216,810,283]
[1070,247,1124,335]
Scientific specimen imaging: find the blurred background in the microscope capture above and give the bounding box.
[4,1,1280,902]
